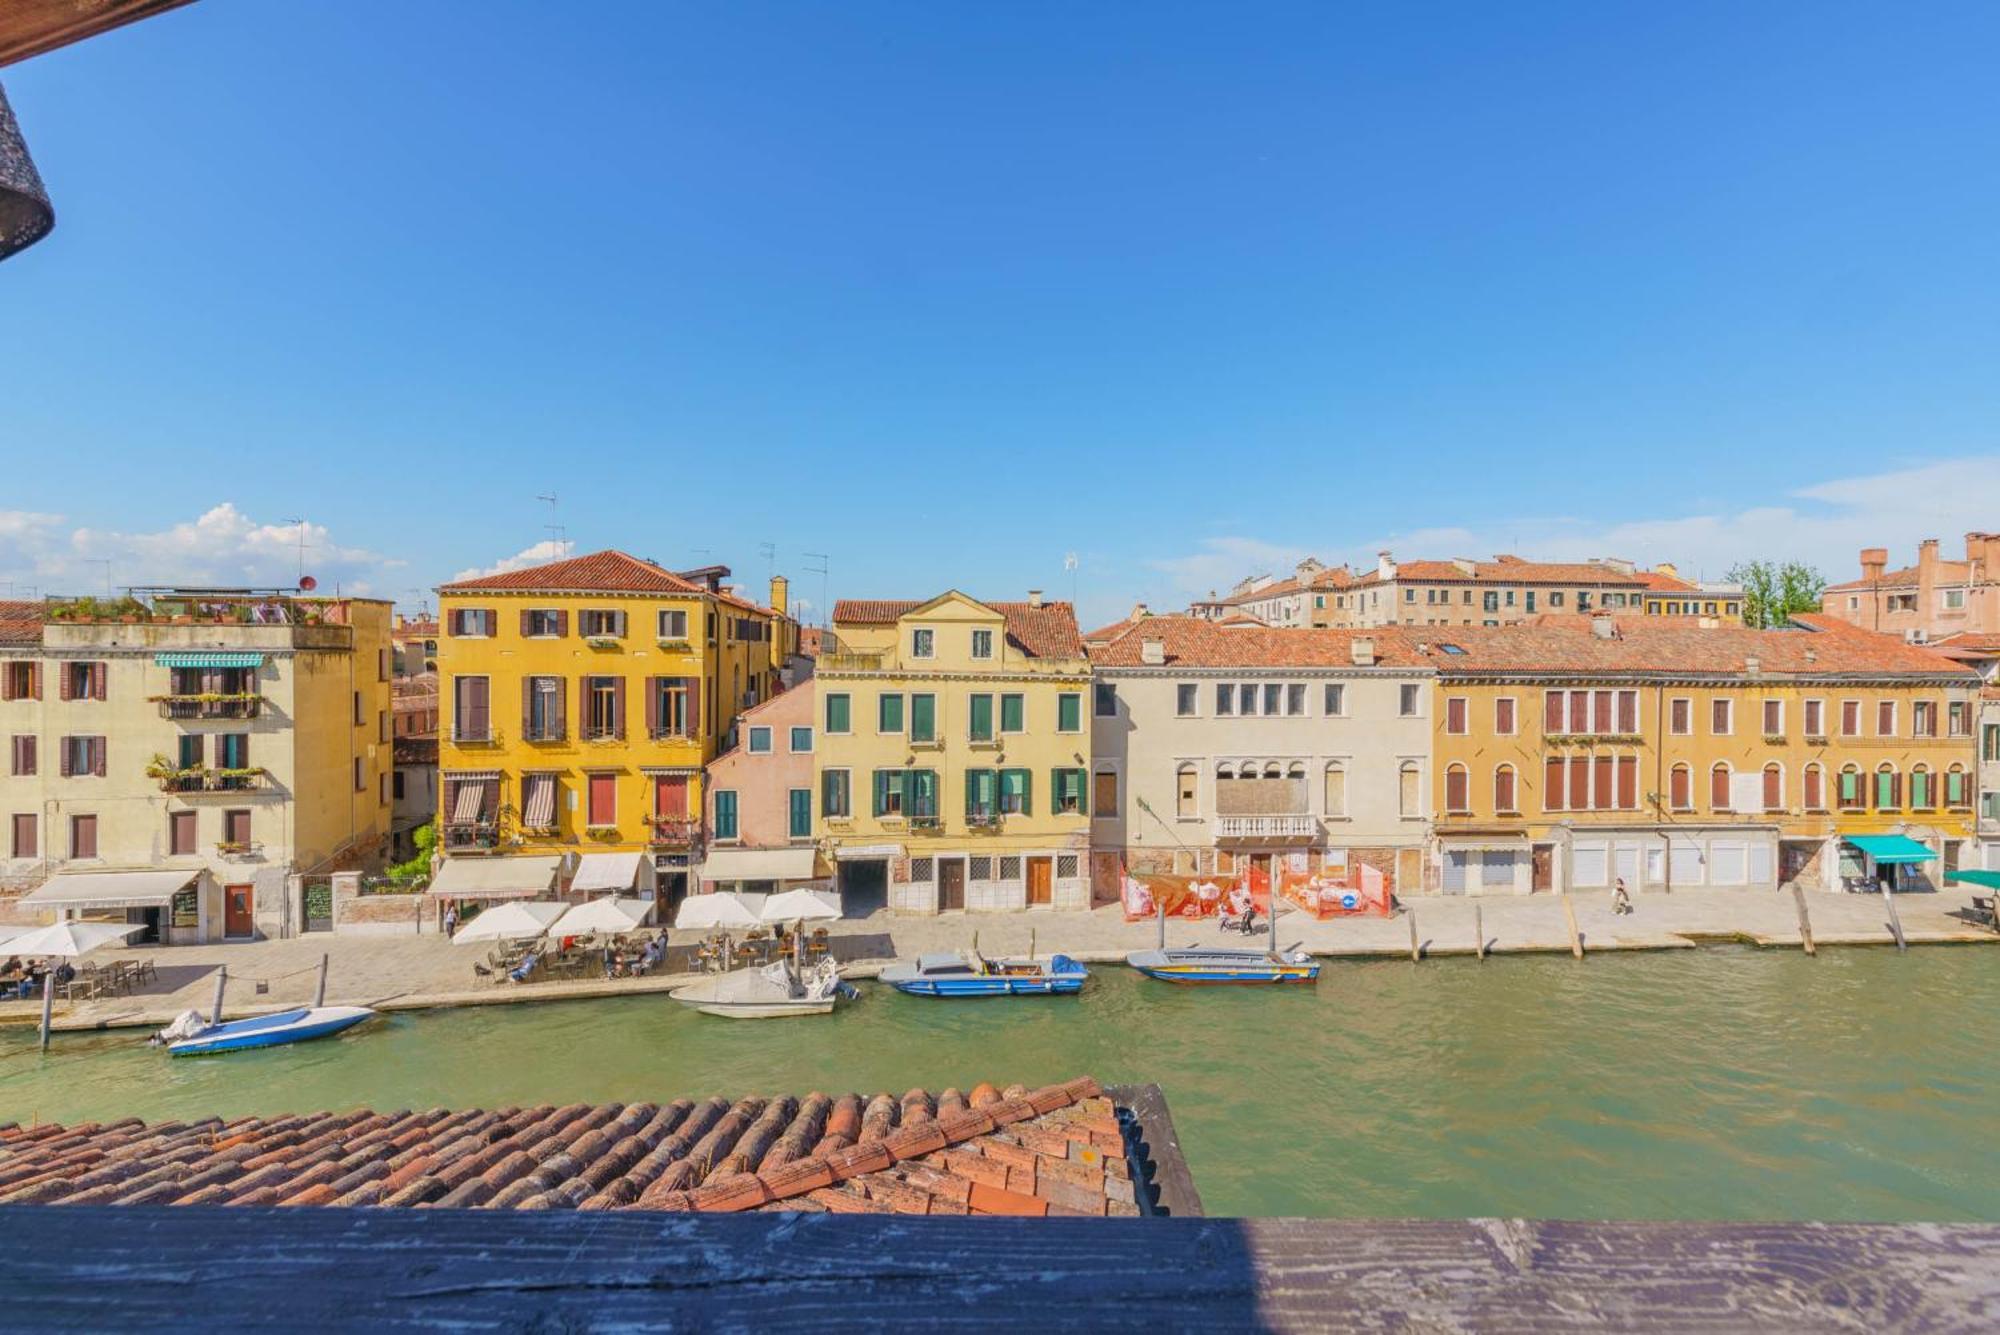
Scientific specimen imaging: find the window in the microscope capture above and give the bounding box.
[178,735,203,770]
[1711,699,1733,736]
[61,661,106,700]
[1444,764,1470,814]
[1670,697,1691,735]
[580,609,626,639]
[911,628,935,659]
[821,769,851,818]
[1804,699,1825,737]
[657,609,689,640]
[1987,724,2000,762]
[647,677,691,738]
[1215,684,1235,717]
[971,628,993,659]
[1057,692,1082,732]
[1912,700,1936,738]
[1092,769,1119,814]
[1874,766,1900,811]
[825,693,851,734]
[1763,763,1783,812]
[1949,701,1970,737]
[1,661,40,700]
[1877,700,1896,738]
[748,726,772,754]
[1910,766,1934,810]
[1052,768,1086,815]
[1286,683,1306,717]
[452,675,491,742]
[1258,683,1279,716]
[1946,765,1969,808]
[872,769,905,817]
[9,735,34,776]
[878,693,904,734]
[447,608,495,637]
[1445,697,1468,735]
[1000,693,1025,733]
[1494,697,1516,735]
[786,726,812,753]
[582,676,623,740]
[1841,700,1862,737]
[1494,764,1518,814]
[1176,684,1197,717]
[215,734,250,771]
[1482,591,1499,613]
[968,694,995,742]
[1838,765,1863,811]
[788,788,812,839]
[60,736,106,778]
[524,608,563,637]
[1399,684,1421,717]
[1178,764,1199,819]
[169,810,198,856]
[11,813,34,858]
[1094,683,1117,718]
[1398,762,1421,816]
[1943,588,1967,610]
[393,770,406,801]
[523,676,565,741]
[963,768,999,821]
[1762,699,1782,736]
[714,789,738,840]
[1711,763,1733,812]
[222,811,251,847]
[996,769,1031,815]
[1803,763,1824,811]
[69,813,98,858]
[1324,684,1344,716]
[1669,763,1692,811]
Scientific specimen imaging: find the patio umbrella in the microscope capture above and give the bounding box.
[450,901,566,945]
[548,896,654,937]
[673,892,762,931]
[9,920,145,1050]
[759,889,841,923]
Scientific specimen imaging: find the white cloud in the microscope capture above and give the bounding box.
[1146,536,1312,599]
[451,540,574,582]
[0,503,402,598]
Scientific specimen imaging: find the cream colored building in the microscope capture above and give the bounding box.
[817,592,1092,913]
[0,591,394,942]
[1087,617,1435,896]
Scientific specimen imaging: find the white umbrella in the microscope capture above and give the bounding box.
[673,892,762,930]
[759,889,841,923]
[548,896,654,937]
[5,920,146,958]
[451,901,567,945]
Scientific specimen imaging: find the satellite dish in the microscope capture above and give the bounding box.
[298,575,318,591]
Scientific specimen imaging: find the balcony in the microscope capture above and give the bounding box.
[442,820,501,853]
[156,767,267,795]
[908,815,947,836]
[155,694,263,720]
[965,812,1001,833]
[647,816,703,850]
[451,728,503,746]
[1215,814,1320,842]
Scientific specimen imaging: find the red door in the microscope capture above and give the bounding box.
[224,884,254,938]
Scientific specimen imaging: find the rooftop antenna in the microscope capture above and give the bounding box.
[86,559,113,598]
[759,540,776,585]
[535,494,568,557]
[283,517,313,583]
[803,552,830,627]
[1065,551,1079,606]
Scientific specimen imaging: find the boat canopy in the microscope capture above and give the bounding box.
[21,868,199,910]
[1844,834,1937,864]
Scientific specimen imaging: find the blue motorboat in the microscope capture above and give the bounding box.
[159,1005,377,1056]
[879,952,1088,998]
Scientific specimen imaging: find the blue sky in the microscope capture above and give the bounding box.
[4,1,1999,626]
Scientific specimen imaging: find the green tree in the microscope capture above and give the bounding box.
[1725,560,1827,629]
[389,821,435,882]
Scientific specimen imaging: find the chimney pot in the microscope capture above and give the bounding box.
[1140,638,1165,665]
[1027,589,1043,608]
[1744,654,1760,676]
[1590,613,1616,640]
[1350,636,1377,666]
[1860,547,1889,581]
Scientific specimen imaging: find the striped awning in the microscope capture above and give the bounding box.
[522,774,557,828]
[153,652,264,668]
[451,780,489,823]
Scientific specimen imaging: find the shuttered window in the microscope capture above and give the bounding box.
[1092,770,1118,814]
[1494,765,1517,813]
[1494,697,1515,735]
[820,770,850,819]
[1669,698,1691,735]
[70,814,97,858]
[714,790,738,840]
[1444,766,1469,814]
[453,676,491,742]
[10,813,34,858]
[1544,756,1566,811]
[1875,768,1899,810]
[1057,692,1082,732]
[1670,765,1691,811]
[1000,694,1025,733]
[788,789,812,839]
[1803,766,1823,811]
[587,773,617,827]
[968,695,994,743]
[998,769,1031,816]
[1445,697,1467,735]
[1711,766,1732,811]
[909,694,937,743]
[169,811,198,856]
[824,693,850,734]
[965,769,998,819]
[1052,768,1086,815]
[9,735,34,776]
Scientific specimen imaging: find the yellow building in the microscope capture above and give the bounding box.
[433,550,795,913]
[817,592,1091,913]
[1429,615,1979,894]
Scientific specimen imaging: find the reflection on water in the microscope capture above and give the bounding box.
[3,947,1997,1218]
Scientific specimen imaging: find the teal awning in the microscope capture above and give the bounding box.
[1947,869,2000,890]
[153,652,264,668]
[1844,834,1936,864]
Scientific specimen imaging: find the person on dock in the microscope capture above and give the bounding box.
[443,904,459,938]
[1613,879,1633,916]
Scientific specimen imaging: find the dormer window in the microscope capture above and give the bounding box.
[971,628,993,659]
[911,628,935,659]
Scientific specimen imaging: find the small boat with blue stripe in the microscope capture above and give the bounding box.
[879,952,1088,998]
[157,1005,377,1056]
[1126,947,1320,985]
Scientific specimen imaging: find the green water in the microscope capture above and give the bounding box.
[3,947,1997,1219]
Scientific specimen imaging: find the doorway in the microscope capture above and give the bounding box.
[839,859,888,916]
[223,884,254,939]
[1025,856,1053,907]
[939,858,966,912]
[1531,845,1554,893]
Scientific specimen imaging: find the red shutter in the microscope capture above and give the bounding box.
[1446,697,1466,734]
[1670,766,1689,810]
[1544,756,1566,810]
[656,774,687,819]
[1878,701,1895,736]
[554,678,566,736]
[686,677,702,740]
[1592,691,1612,734]
[1593,755,1613,811]
[93,662,107,700]
[58,664,72,701]
[1445,767,1467,813]
[1568,756,1590,809]
[59,739,72,778]
[1495,766,1515,812]
[589,773,617,826]
[1805,767,1822,810]
[1496,698,1515,734]
[611,678,626,739]
[1569,693,1589,734]
[1763,766,1780,811]
[1544,691,1565,734]
[1616,690,1636,734]
[1616,756,1637,810]
[28,664,39,700]
[1711,767,1730,811]
[645,677,661,738]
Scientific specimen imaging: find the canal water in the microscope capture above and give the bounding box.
[3,947,1996,1219]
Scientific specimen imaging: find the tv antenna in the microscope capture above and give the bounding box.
[535,494,568,557]
[284,517,313,583]
[1065,551,1079,605]
[803,552,830,627]
[86,559,113,597]
[759,540,776,585]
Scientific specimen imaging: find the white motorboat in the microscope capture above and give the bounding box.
[669,957,851,1019]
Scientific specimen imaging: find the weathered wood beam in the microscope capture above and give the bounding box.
[0,1,196,68]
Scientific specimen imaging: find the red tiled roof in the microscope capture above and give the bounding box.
[832,596,1085,659]
[1629,570,1699,592]
[1430,615,1978,679]
[439,550,705,596]
[1350,556,1656,589]
[0,1077,1153,1217]
[0,600,42,646]
[1088,615,1431,668]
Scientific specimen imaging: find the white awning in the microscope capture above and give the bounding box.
[429,855,560,900]
[22,869,200,910]
[703,847,820,882]
[572,851,647,894]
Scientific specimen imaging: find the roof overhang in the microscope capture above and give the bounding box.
[428,855,561,899]
[22,867,199,909]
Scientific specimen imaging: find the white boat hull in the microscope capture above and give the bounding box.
[669,959,847,1020]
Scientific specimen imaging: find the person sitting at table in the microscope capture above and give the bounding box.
[633,934,666,976]
[508,951,540,983]
[52,960,76,989]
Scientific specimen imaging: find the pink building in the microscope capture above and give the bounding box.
[1822,534,2000,643]
[698,681,828,895]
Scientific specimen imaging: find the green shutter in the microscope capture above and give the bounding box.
[966,768,994,818]
[910,694,936,742]
[789,789,812,838]
[1021,768,1031,817]
[1058,693,1080,732]
[873,769,890,816]
[826,693,849,733]
[1000,694,1024,732]
[1947,769,1963,804]
[715,791,738,840]
[822,769,841,817]
[1840,770,1857,801]
[969,694,993,741]
[1876,770,1895,809]
[910,769,937,818]
[879,693,903,733]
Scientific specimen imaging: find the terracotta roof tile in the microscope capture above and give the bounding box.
[1432,615,1978,679]
[0,599,43,646]
[1088,615,1432,668]
[1349,556,1660,589]
[832,596,1085,659]
[439,550,705,596]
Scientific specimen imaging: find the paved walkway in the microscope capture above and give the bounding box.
[3,886,1992,1034]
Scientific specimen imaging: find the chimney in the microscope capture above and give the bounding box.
[1860,547,1888,581]
[1654,561,1679,581]
[1027,589,1044,609]
[1140,637,1166,666]
[1451,558,1476,576]
[1804,647,1817,664]
[768,574,788,617]
[1590,614,1616,640]
[1350,636,1376,666]
[1376,551,1395,580]
[1744,654,1760,677]
[1130,601,1150,619]
[1918,538,1940,573]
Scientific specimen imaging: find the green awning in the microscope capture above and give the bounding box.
[153,652,264,668]
[1844,834,1936,864]
[1947,869,2000,891]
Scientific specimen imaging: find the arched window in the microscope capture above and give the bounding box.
[1710,762,1733,812]
[1762,763,1782,812]
[1398,761,1421,818]
[1444,763,1470,814]
[1803,762,1824,812]
[1175,763,1198,820]
[1262,761,1282,780]
[1669,763,1692,811]
[1323,762,1346,817]
[1910,764,1933,810]
[1215,762,1234,782]
[1494,764,1518,814]
[1947,764,1969,808]
[1286,761,1306,781]
[1875,764,1900,811]
[1838,764,1863,811]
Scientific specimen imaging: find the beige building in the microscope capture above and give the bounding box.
[1821,535,2000,643]
[1,590,394,942]
[1326,553,1733,628]
[1087,617,1435,896]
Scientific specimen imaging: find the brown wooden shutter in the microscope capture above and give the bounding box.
[1568,756,1590,809]
[1592,691,1612,733]
[520,610,532,637]
[556,610,569,638]
[1544,756,1565,810]
[24,735,37,775]
[1617,756,1637,809]
[522,677,534,734]
[93,662,107,700]
[611,677,626,739]
[1617,690,1637,734]
[58,664,72,701]
[92,737,106,777]
[645,677,660,737]
[686,676,702,740]
[1593,755,1613,811]
[1711,766,1730,810]
[59,739,72,778]
[28,663,39,700]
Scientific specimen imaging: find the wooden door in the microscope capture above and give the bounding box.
[939,858,966,911]
[223,884,254,938]
[1531,845,1554,893]
[1026,856,1053,906]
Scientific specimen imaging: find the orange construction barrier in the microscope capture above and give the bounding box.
[1280,861,1393,919]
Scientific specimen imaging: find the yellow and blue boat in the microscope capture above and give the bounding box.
[1125,947,1319,985]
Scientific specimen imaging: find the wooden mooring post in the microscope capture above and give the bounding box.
[210,965,227,1024]
[1474,904,1487,960]
[1561,893,1584,959]
[1408,910,1421,962]
[314,953,329,1007]
[38,966,55,1050]
[1791,884,1816,956]
[1156,900,1166,950]
[1881,884,1907,952]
